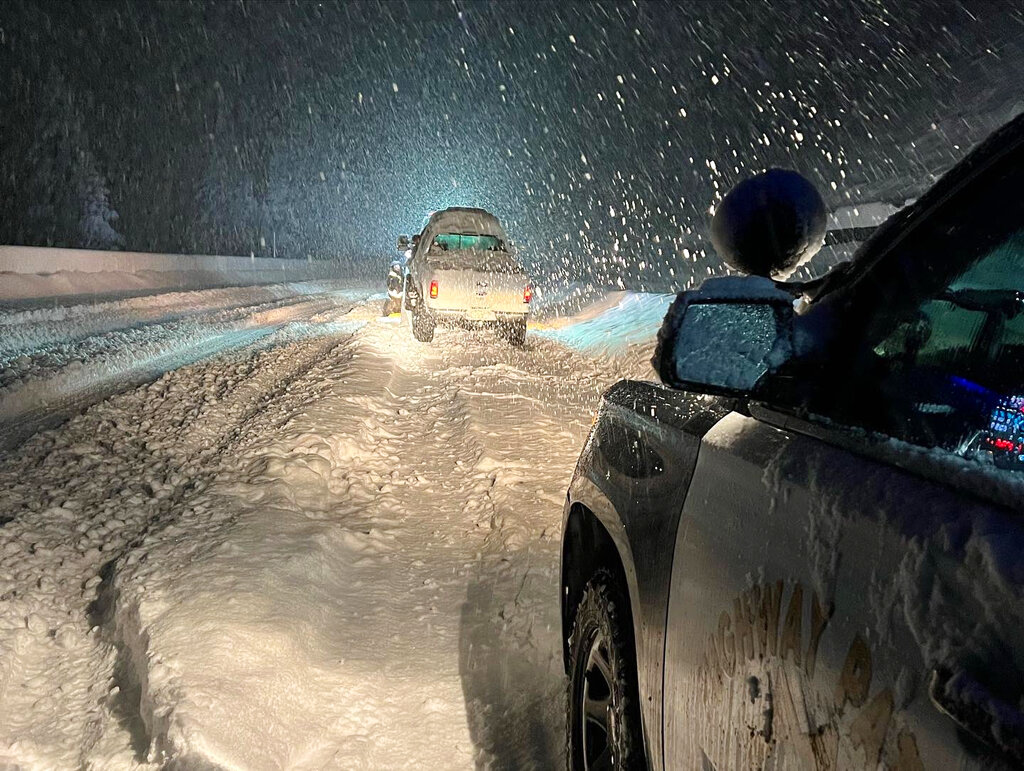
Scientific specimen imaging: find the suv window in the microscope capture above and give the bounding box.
[869,228,1024,467]
[873,234,1024,390]
[805,127,1024,470]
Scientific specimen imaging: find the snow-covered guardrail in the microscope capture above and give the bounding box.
[0,245,347,301]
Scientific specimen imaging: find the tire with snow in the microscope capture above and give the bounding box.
[566,571,645,771]
[411,306,435,343]
[500,317,527,347]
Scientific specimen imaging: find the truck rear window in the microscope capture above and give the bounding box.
[430,233,505,252]
[425,233,523,272]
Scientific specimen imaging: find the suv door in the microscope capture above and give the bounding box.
[663,118,1024,770]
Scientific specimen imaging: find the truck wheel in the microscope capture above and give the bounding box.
[566,571,645,771]
[411,307,435,343]
[501,318,527,347]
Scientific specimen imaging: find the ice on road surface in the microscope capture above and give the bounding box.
[0,295,655,768]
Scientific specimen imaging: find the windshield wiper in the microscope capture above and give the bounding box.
[941,288,1024,317]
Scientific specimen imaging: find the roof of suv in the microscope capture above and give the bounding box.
[812,111,1024,308]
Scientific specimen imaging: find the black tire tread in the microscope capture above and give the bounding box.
[566,569,645,770]
[499,318,527,347]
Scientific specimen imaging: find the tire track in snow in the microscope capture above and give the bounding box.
[449,351,604,769]
[99,317,624,769]
[0,317,363,769]
[0,306,641,769]
[0,288,369,451]
[95,323,486,767]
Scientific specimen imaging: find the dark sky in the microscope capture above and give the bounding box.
[1,0,1022,289]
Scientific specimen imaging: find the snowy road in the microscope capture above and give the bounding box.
[0,282,372,450]
[0,295,652,768]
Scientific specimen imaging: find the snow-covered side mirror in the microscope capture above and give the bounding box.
[397,235,410,252]
[653,276,796,396]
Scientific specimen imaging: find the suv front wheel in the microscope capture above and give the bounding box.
[566,571,645,771]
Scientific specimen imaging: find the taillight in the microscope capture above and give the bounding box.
[523,284,533,304]
[429,280,438,299]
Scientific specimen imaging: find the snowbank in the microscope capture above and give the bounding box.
[533,291,673,356]
[0,245,348,302]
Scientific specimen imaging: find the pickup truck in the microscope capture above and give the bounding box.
[397,207,531,345]
[560,113,1024,770]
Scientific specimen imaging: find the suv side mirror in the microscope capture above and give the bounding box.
[653,277,796,396]
[397,235,410,252]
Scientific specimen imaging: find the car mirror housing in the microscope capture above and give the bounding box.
[653,276,797,396]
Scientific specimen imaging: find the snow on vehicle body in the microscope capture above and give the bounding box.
[398,207,531,344]
[560,114,1024,770]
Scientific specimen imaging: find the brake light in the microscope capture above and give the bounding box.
[429,280,438,299]
[523,284,533,303]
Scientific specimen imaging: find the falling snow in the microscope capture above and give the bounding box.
[0,1,1021,292]
[0,0,1023,767]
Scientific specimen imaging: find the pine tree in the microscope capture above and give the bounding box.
[16,68,125,250]
[77,153,125,250]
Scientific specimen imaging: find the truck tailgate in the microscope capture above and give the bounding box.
[427,268,528,315]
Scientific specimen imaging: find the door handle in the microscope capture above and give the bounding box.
[928,667,1024,766]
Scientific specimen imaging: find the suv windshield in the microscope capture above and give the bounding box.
[810,140,1024,470]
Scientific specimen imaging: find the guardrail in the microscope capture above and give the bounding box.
[0,245,347,301]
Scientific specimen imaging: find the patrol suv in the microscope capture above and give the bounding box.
[561,114,1024,770]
